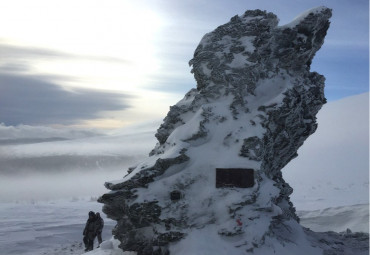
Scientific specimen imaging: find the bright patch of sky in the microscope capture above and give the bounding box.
[0,0,368,128]
[0,0,162,90]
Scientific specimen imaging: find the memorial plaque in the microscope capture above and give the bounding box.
[216,168,254,188]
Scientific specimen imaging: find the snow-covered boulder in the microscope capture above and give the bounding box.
[99,6,367,255]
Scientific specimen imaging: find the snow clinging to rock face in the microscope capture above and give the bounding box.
[98,7,347,255]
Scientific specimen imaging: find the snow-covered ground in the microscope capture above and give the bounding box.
[298,204,369,233]
[0,198,115,255]
[0,199,367,255]
[0,93,368,254]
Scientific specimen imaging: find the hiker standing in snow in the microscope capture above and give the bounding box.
[83,211,97,251]
[95,212,104,248]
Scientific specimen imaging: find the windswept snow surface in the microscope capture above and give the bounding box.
[0,93,368,255]
[298,204,369,233]
[283,92,369,210]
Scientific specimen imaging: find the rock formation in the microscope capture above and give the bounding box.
[99,6,367,255]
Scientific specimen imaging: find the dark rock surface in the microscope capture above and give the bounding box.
[98,7,367,255]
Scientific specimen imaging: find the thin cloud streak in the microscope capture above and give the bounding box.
[0,73,132,126]
[0,43,133,65]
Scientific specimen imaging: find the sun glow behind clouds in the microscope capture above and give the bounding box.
[0,0,176,128]
[0,0,163,92]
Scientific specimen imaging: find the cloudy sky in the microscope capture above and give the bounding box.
[0,0,368,129]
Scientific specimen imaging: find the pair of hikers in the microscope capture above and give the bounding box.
[83,211,104,251]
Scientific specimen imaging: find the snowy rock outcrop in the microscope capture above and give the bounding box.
[99,6,366,255]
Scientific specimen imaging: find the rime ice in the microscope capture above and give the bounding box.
[99,7,366,255]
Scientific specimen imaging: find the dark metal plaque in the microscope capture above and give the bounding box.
[216,168,254,188]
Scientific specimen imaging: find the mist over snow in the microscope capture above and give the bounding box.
[0,124,105,144]
[0,93,367,208]
[0,122,158,202]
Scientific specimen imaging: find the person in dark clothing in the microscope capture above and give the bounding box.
[95,212,104,248]
[83,211,97,251]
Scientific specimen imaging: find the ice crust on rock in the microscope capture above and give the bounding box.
[98,7,366,255]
